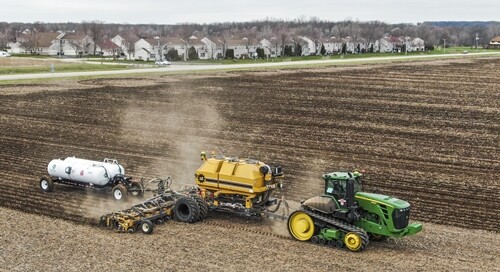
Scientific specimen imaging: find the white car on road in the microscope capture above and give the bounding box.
[155,60,171,66]
[0,51,11,57]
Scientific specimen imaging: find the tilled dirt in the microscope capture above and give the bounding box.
[0,57,499,270]
[0,207,498,271]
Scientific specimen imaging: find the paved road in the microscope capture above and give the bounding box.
[1,52,499,81]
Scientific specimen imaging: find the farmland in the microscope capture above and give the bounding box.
[0,57,498,270]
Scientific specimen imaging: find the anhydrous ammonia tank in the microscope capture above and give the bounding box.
[47,157,125,186]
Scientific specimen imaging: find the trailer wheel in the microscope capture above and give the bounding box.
[191,194,208,220]
[173,196,200,223]
[39,177,54,192]
[140,220,154,234]
[112,184,127,201]
[129,181,144,198]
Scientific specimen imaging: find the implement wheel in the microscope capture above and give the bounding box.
[112,184,127,201]
[39,177,54,192]
[191,194,208,220]
[140,220,154,234]
[287,211,315,241]
[344,232,363,252]
[129,181,144,198]
[173,196,200,223]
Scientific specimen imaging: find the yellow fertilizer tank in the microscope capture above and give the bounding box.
[195,152,284,213]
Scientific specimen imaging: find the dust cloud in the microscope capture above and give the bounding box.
[118,83,224,190]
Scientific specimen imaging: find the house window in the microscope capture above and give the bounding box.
[200,52,205,57]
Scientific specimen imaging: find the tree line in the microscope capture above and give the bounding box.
[1,19,499,50]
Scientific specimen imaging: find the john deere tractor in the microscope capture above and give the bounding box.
[288,171,422,251]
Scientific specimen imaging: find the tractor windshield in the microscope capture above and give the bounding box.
[325,178,361,199]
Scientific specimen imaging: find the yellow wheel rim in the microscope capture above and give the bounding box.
[344,232,362,251]
[288,211,315,241]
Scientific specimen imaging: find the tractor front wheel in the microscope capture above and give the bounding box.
[287,211,315,241]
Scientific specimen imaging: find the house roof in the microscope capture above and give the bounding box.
[37,32,61,47]
[97,38,120,50]
[225,38,247,46]
[64,33,87,41]
[187,36,204,46]
[490,36,500,43]
[17,32,61,47]
[116,34,141,44]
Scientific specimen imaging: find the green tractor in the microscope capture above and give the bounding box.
[287,171,422,251]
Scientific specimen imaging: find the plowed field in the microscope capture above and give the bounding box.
[0,57,499,271]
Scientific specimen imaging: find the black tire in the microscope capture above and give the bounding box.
[335,240,344,248]
[173,196,200,223]
[112,184,127,201]
[128,181,144,198]
[311,236,319,244]
[191,194,208,220]
[140,220,154,234]
[328,239,337,247]
[39,177,54,192]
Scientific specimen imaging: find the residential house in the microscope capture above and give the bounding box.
[111,34,140,59]
[340,36,358,53]
[247,38,262,58]
[10,32,63,55]
[96,38,121,56]
[321,36,343,54]
[163,37,187,60]
[186,36,209,60]
[353,37,368,53]
[200,37,217,59]
[61,33,94,56]
[376,36,403,53]
[408,37,425,52]
[210,38,225,59]
[298,36,316,56]
[260,38,280,57]
[488,36,500,49]
[134,38,157,61]
[225,38,249,59]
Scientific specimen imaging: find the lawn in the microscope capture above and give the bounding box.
[0,62,127,75]
[88,46,500,65]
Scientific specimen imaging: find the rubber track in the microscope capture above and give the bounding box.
[302,207,370,251]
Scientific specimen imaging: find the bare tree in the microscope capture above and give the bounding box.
[82,20,105,54]
[361,21,386,51]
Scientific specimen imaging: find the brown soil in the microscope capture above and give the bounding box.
[1,207,498,272]
[0,57,499,270]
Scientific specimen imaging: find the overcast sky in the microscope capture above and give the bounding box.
[1,0,497,24]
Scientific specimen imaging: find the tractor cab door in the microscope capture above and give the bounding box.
[325,179,347,201]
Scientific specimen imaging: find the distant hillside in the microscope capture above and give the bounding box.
[425,21,498,27]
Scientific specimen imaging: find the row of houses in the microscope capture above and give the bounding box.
[7,30,425,60]
[8,31,118,57]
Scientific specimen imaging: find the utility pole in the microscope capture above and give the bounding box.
[475,33,479,49]
[443,39,446,54]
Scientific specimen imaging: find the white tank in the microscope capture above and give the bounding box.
[47,157,125,186]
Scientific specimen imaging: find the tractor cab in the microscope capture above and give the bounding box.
[323,171,362,201]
